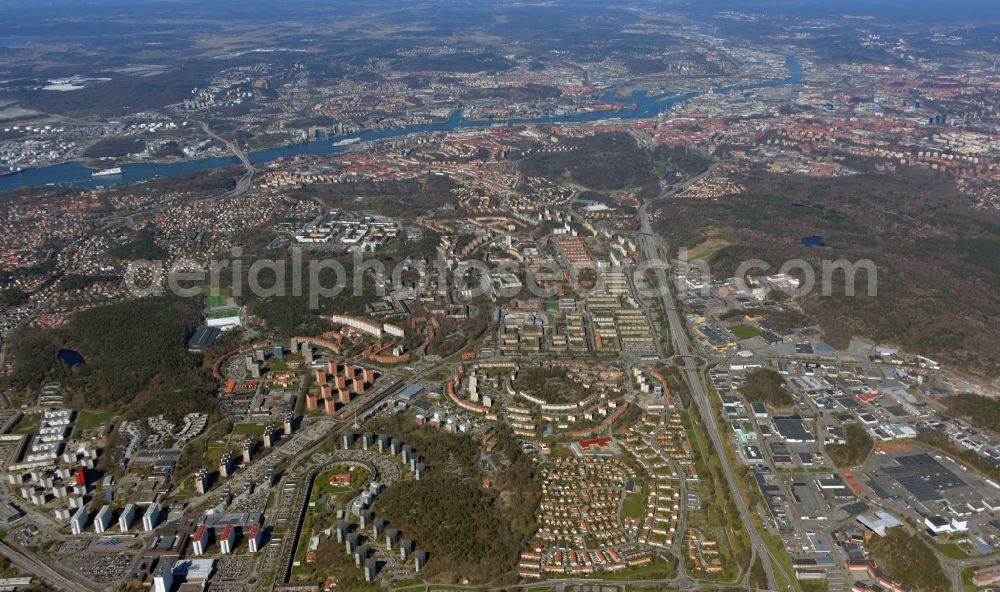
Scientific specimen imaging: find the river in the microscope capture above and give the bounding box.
[0,57,802,193]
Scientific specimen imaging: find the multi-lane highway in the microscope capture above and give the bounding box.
[636,168,787,592]
[0,538,100,592]
[197,121,256,197]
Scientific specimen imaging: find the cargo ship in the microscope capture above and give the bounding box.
[92,166,123,177]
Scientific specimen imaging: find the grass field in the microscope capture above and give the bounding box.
[207,307,241,319]
[621,488,647,520]
[267,359,289,372]
[204,443,227,466]
[963,566,978,592]
[575,556,677,581]
[11,414,39,435]
[290,467,375,587]
[731,325,761,340]
[938,542,969,559]
[799,580,827,592]
[315,466,369,497]
[76,409,118,431]
[204,294,228,307]
[203,287,232,305]
[291,509,317,576]
[683,236,730,262]
[232,422,269,436]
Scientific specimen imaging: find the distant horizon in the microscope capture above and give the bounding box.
[1,1,999,590]
[1,0,999,23]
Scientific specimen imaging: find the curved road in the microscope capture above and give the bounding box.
[197,121,256,197]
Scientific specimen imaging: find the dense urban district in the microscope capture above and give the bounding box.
[0,1,999,592]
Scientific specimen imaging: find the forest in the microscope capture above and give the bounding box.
[942,393,1000,435]
[653,169,1000,377]
[520,132,654,191]
[371,417,540,584]
[5,295,217,418]
[868,528,950,592]
[514,366,591,404]
[82,137,146,158]
[739,368,793,407]
[289,174,459,218]
[244,254,378,338]
[825,423,874,468]
[109,228,169,261]
[12,61,224,116]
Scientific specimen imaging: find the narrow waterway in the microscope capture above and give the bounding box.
[0,57,803,193]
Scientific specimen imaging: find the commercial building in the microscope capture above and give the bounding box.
[0,503,23,524]
[206,309,242,329]
[924,515,968,534]
[186,326,220,351]
[972,568,1000,588]
[772,416,815,443]
[857,511,903,537]
[173,559,214,584]
[878,453,973,505]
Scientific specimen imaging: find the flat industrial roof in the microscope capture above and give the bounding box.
[773,415,814,442]
[791,481,824,519]
[187,326,220,350]
[884,453,966,501]
[174,558,214,581]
